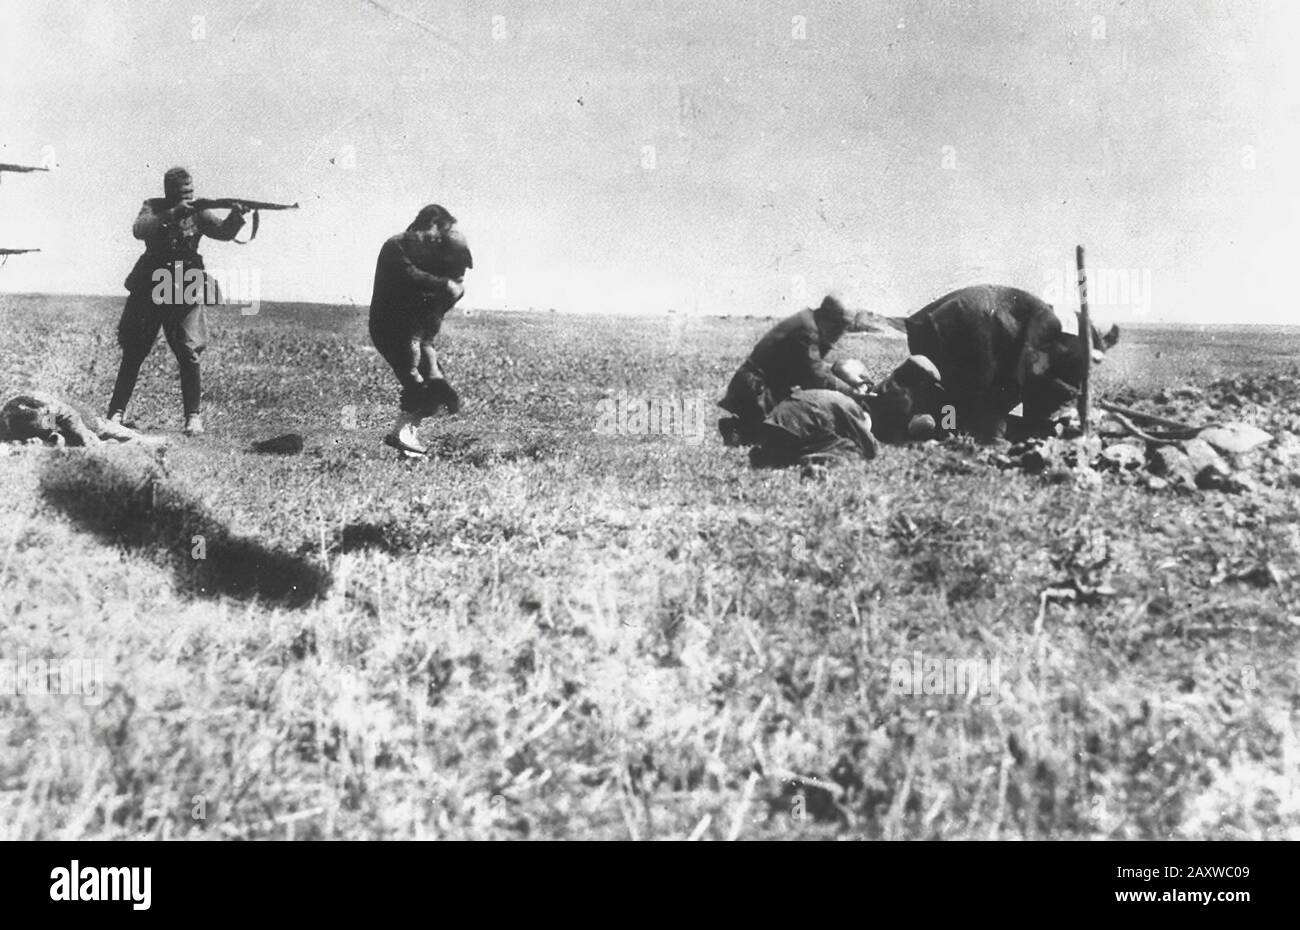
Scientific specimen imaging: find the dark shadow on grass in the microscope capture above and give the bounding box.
[39,452,330,608]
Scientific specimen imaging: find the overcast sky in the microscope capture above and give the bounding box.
[1,0,1296,322]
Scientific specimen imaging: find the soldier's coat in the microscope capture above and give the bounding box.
[904,285,1118,439]
[719,307,856,440]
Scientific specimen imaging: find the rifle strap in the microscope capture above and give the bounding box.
[233,209,260,245]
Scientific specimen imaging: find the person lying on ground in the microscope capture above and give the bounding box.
[3,392,157,447]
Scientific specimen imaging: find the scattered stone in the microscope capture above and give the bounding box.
[1272,433,1300,466]
[1031,438,1084,472]
[1020,448,1050,473]
[1097,442,1144,472]
[1157,385,1204,404]
[1193,460,1233,491]
[1195,469,1252,493]
[801,462,830,481]
[1223,472,1258,494]
[949,370,1300,494]
[1182,438,1228,475]
[1198,422,1272,456]
[1097,417,1130,438]
[1080,435,1105,458]
[1148,445,1194,481]
[1072,466,1103,489]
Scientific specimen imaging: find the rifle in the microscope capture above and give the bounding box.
[0,248,39,267]
[188,198,300,244]
[0,163,49,183]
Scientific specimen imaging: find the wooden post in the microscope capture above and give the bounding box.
[1075,245,1092,437]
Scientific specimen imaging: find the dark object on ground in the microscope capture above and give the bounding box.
[252,433,305,455]
[904,285,1119,440]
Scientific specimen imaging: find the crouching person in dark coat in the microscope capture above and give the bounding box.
[368,204,472,457]
[718,295,864,446]
[861,354,945,443]
[748,387,879,476]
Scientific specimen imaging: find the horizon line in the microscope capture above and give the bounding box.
[1,290,1297,328]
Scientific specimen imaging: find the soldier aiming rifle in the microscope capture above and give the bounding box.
[105,167,297,436]
[189,198,299,244]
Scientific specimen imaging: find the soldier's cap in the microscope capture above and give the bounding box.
[163,167,193,201]
[831,358,869,386]
[893,354,942,387]
[815,295,854,324]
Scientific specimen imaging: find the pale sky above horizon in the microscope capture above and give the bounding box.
[1,0,1297,323]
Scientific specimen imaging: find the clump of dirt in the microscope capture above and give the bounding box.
[958,368,1300,494]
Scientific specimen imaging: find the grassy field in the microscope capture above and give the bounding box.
[2,292,1299,840]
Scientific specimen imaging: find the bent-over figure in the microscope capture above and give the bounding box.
[904,285,1118,440]
[719,296,862,446]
